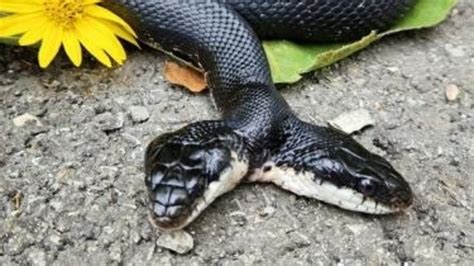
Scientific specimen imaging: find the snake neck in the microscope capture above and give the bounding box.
[218,80,294,151]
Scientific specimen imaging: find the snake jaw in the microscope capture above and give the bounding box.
[252,164,400,214]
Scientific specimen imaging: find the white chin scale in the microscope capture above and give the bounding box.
[249,163,396,215]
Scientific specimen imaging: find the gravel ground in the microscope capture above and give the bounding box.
[1,1,473,265]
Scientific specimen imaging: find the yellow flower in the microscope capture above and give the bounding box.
[0,0,139,68]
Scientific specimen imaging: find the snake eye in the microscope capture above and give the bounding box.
[358,179,376,196]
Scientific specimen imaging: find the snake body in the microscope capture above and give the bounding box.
[104,0,415,230]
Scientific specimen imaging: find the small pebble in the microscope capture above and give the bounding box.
[345,224,368,236]
[43,79,61,89]
[259,206,276,217]
[229,211,247,226]
[386,66,400,73]
[13,113,42,127]
[94,112,124,132]
[109,243,122,262]
[156,230,194,254]
[48,234,63,247]
[288,231,311,248]
[129,106,150,123]
[445,84,460,102]
[444,44,466,58]
[27,248,46,266]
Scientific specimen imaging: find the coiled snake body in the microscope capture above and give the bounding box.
[104,0,415,230]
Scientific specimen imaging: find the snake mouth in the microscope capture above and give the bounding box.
[340,181,413,214]
[311,183,413,215]
[148,207,191,231]
[320,179,413,214]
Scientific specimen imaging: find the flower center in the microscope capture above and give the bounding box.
[43,0,85,29]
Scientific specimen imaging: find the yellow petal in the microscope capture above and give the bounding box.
[18,17,47,46]
[78,17,126,64]
[0,3,42,13]
[98,19,140,47]
[0,13,41,37]
[84,5,136,37]
[62,30,83,67]
[39,24,63,68]
[1,0,43,3]
[74,23,112,67]
[83,0,102,4]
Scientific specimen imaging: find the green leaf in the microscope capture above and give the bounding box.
[264,0,458,84]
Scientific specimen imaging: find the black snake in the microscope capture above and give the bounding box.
[103,0,415,230]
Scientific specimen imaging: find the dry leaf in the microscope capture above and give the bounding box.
[164,61,207,92]
[328,109,375,134]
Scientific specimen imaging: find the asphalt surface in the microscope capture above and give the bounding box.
[1,1,473,265]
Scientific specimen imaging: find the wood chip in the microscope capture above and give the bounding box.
[164,61,207,92]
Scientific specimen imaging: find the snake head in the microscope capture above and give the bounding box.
[324,140,413,213]
[144,122,248,230]
[267,122,413,215]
